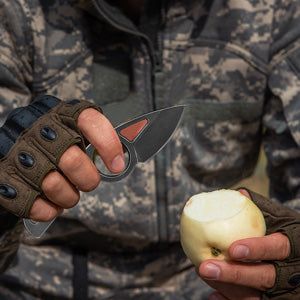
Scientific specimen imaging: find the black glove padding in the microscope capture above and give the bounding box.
[0,95,102,218]
[245,189,300,299]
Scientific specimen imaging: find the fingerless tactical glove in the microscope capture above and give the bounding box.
[0,95,101,218]
[245,189,300,299]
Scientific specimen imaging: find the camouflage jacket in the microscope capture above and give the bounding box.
[1,0,300,299]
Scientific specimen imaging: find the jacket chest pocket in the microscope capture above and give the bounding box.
[164,44,267,186]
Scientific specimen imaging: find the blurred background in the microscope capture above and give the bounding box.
[232,147,269,198]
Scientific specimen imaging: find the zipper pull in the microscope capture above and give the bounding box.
[153,50,162,73]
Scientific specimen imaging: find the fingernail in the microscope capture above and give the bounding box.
[202,263,221,279]
[111,154,125,173]
[232,245,249,259]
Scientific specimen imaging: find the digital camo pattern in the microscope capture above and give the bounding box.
[0,0,300,298]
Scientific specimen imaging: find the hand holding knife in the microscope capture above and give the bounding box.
[23,105,184,238]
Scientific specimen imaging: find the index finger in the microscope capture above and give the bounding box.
[229,232,290,261]
[77,108,125,174]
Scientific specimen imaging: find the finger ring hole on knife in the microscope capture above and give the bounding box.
[93,146,130,177]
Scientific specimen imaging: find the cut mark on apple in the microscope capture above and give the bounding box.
[184,190,247,222]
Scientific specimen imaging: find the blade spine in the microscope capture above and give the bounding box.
[114,105,184,130]
[137,107,184,162]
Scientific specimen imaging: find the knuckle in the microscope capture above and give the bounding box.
[261,265,276,290]
[109,135,122,149]
[43,207,58,222]
[42,171,61,193]
[30,205,57,222]
[77,108,105,132]
[62,191,80,209]
[61,146,83,170]
[78,108,98,123]
[259,245,269,260]
[80,174,100,192]
[101,137,121,155]
[231,269,243,283]
[282,235,291,259]
[268,233,290,260]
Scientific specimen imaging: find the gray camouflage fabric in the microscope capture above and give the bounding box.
[0,0,300,299]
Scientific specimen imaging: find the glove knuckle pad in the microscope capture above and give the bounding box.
[0,97,102,218]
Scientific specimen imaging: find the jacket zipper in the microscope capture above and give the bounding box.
[92,0,169,242]
[152,5,169,242]
[91,0,157,76]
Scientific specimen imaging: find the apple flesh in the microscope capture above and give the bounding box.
[180,189,266,267]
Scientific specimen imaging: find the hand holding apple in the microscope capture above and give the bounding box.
[180,189,266,266]
[180,189,295,300]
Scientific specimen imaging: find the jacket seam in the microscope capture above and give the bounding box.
[0,53,24,77]
[165,37,268,75]
[268,40,300,73]
[286,56,300,82]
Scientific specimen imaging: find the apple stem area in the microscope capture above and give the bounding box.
[211,247,222,257]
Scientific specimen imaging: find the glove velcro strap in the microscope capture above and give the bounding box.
[245,189,300,260]
[279,225,300,260]
[241,188,300,299]
[244,189,300,233]
[262,289,300,300]
[265,260,300,296]
[0,99,102,218]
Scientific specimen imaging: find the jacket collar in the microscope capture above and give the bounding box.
[77,0,139,33]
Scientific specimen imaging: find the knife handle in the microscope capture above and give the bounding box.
[23,218,55,238]
[85,133,138,182]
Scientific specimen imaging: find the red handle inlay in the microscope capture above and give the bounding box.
[120,119,148,141]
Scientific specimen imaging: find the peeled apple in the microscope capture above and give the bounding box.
[180,189,266,267]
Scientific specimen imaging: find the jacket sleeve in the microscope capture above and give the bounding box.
[264,0,300,210]
[0,0,33,126]
[0,211,23,273]
[0,0,34,273]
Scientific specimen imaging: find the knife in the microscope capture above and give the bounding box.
[23,105,184,238]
